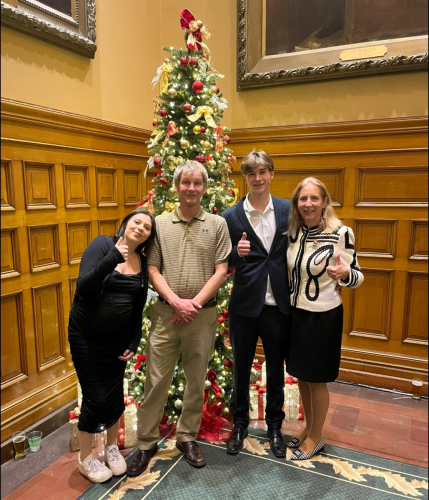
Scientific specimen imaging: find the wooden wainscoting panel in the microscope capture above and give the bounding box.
[28,225,61,273]
[354,219,397,259]
[1,160,15,211]
[270,168,345,206]
[348,269,394,340]
[96,168,118,208]
[69,277,78,303]
[356,166,428,207]
[403,272,429,346]
[1,228,20,279]
[23,162,57,210]
[66,222,91,265]
[409,220,428,260]
[1,292,27,388]
[63,165,90,209]
[124,169,142,206]
[98,219,120,237]
[32,283,66,372]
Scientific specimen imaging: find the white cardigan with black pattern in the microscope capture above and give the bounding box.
[287,225,364,312]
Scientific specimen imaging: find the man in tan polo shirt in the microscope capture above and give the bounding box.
[127,161,232,475]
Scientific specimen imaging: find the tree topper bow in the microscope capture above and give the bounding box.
[180,9,211,59]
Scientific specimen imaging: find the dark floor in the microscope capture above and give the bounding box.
[2,382,428,500]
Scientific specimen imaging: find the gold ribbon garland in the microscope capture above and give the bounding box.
[160,63,173,95]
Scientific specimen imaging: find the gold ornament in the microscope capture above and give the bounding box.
[203,141,212,150]
[180,138,190,149]
[209,86,218,96]
[208,160,217,168]
[167,88,177,98]
[193,125,202,135]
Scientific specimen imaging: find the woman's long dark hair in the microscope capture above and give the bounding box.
[113,208,156,254]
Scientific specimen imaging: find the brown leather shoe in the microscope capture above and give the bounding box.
[126,445,158,476]
[176,441,206,468]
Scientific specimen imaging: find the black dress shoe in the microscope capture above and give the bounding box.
[176,441,206,468]
[268,429,286,458]
[126,445,158,476]
[227,427,248,455]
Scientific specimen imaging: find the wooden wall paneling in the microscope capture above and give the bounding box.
[354,219,398,259]
[1,160,15,211]
[66,221,91,265]
[403,272,429,346]
[356,166,428,207]
[1,228,20,279]
[22,161,57,210]
[63,165,90,209]
[124,169,142,207]
[1,292,27,388]
[348,268,394,341]
[98,219,120,237]
[32,283,66,372]
[409,220,428,260]
[96,167,118,208]
[270,168,345,206]
[27,224,61,273]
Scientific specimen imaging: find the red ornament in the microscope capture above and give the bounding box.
[228,165,234,171]
[156,169,163,177]
[154,157,162,167]
[160,109,168,117]
[228,189,235,197]
[180,57,189,67]
[195,155,206,164]
[223,135,231,144]
[183,103,192,113]
[213,208,219,215]
[222,309,229,318]
[69,411,76,420]
[221,327,229,336]
[159,178,169,186]
[224,359,234,369]
[218,315,226,325]
[192,81,204,94]
[200,127,206,134]
[153,120,159,128]
[189,57,198,67]
[214,85,220,94]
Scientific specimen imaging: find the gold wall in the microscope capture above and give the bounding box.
[2,0,428,130]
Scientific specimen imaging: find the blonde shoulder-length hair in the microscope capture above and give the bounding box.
[288,177,342,235]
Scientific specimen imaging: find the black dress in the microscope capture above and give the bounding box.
[68,236,148,433]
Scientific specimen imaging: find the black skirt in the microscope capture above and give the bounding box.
[286,305,344,383]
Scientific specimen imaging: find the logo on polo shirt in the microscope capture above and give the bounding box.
[202,229,209,233]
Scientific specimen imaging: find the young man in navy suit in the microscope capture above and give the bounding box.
[222,150,291,458]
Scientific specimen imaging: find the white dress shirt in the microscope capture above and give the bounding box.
[244,194,277,306]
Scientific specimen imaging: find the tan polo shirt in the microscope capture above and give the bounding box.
[147,208,232,299]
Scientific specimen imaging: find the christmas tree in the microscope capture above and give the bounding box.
[126,9,239,427]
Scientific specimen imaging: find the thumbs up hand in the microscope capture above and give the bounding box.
[237,232,251,258]
[327,254,350,282]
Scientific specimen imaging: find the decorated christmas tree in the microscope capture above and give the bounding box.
[125,9,241,431]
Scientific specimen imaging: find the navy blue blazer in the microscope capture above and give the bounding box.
[222,197,291,318]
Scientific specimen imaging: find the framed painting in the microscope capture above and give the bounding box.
[237,0,428,90]
[1,0,97,58]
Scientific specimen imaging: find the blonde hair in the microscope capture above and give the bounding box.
[240,149,274,177]
[174,161,208,188]
[288,177,342,235]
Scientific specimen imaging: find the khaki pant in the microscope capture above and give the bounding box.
[137,300,217,449]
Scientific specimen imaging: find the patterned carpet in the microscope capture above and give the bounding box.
[79,428,428,500]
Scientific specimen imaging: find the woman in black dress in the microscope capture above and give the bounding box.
[286,178,364,460]
[69,208,155,483]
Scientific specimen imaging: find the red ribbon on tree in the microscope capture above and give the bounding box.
[162,121,179,148]
[198,401,233,442]
[180,9,211,59]
[214,124,224,152]
[206,369,222,398]
[134,355,147,372]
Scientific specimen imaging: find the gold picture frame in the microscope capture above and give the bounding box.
[1,0,96,58]
[237,0,428,91]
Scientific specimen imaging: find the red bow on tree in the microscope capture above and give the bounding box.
[180,9,211,59]
[134,355,147,372]
[206,369,222,398]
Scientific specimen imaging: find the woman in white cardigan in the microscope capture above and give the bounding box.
[286,177,364,460]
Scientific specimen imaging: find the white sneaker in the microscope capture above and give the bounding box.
[78,453,113,483]
[105,445,127,475]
